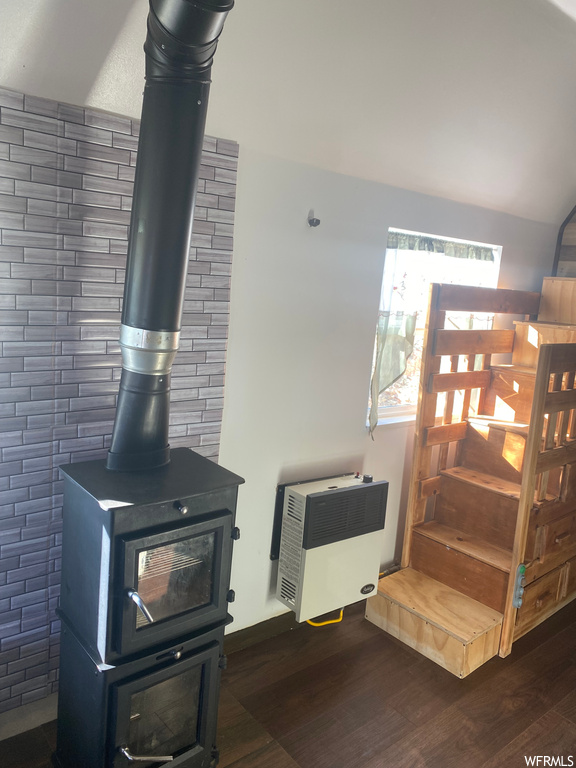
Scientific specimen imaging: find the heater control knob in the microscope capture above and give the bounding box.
[231,527,241,540]
[175,501,189,515]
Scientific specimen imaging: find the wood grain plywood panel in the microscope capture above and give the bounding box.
[373,567,502,641]
[538,277,576,324]
[513,322,576,368]
[434,329,515,356]
[411,533,509,612]
[484,365,536,423]
[429,369,491,394]
[441,465,522,499]
[435,471,518,548]
[424,421,468,447]
[436,285,540,315]
[458,427,524,485]
[366,569,502,677]
[415,521,513,572]
[514,565,566,639]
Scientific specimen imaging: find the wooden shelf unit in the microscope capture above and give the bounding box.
[366,281,576,675]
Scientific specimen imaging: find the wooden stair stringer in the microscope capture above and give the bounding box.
[365,567,503,678]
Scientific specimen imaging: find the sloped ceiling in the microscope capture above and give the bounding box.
[1,0,576,224]
[547,0,576,21]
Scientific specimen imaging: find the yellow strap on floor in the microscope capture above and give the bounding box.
[306,609,344,627]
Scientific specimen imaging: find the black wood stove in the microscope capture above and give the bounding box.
[53,2,242,766]
[54,449,242,768]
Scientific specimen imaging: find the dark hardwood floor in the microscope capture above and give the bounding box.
[3,599,576,768]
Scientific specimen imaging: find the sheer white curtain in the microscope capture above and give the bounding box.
[368,309,416,434]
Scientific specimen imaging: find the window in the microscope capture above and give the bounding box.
[368,228,501,431]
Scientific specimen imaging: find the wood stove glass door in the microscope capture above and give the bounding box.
[119,512,232,655]
[113,641,220,767]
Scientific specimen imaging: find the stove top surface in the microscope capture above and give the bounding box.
[60,447,244,509]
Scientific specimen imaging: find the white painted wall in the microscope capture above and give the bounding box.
[0,0,568,629]
[218,147,557,631]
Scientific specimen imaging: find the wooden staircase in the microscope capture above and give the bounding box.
[367,279,576,676]
[366,568,502,678]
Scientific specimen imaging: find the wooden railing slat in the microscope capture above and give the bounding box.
[544,389,576,414]
[436,284,541,315]
[434,329,515,356]
[547,343,576,373]
[425,422,468,447]
[429,370,491,394]
[536,440,576,473]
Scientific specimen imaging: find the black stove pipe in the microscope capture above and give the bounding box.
[106,0,233,472]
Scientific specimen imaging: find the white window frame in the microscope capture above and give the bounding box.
[371,228,502,428]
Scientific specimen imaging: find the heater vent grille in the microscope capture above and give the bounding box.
[280,577,297,604]
[304,483,387,550]
[286,494,304,523]
[278,490,304,587]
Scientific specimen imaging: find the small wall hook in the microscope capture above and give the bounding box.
[307,209,321,227]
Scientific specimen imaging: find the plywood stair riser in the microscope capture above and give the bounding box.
[365,568,503,678]
[485,365,536,424]
[539,277,576,325]
[410,533,508,613]
[435,464,562,566]
[458,426,525,485]
[513,320,576,368]
[440,465,522,499]
[414,521,513,572]
[457,423,563,500]
[434,472,518,549]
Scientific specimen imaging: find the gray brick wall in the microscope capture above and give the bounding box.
[0,86,237,713]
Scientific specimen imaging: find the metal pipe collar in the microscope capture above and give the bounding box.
[119,324,180,376]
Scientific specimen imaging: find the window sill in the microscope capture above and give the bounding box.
[367,411,416,429]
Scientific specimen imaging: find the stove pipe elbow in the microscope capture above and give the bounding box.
[106,0,233,472]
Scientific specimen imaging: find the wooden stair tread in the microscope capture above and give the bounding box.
[467,415,530,437]
[490,363,537,377]
[441,466,522,500]
[377,567,502,643]
[414,521,513,573]
[515,319,576,332]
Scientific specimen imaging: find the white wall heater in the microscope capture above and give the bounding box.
[276,474,388,622]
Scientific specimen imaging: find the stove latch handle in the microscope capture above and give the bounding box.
[119,746,174,762]
[175,500,189,515]
[126,589,154,624]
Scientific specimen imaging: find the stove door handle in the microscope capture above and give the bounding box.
[126,589,154,623]
[120,746,174,762]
